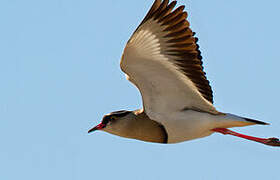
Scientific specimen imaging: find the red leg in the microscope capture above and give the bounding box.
[212,128,280,147]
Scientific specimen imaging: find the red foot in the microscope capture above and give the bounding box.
[212,128,280,147]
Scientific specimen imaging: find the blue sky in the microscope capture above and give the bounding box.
[1,0,280,179]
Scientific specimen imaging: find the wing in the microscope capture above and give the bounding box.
[120,0,219,121]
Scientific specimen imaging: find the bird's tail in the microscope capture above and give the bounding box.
[242,117,269,125]
[217,113,269,128]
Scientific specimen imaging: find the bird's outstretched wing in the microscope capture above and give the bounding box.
[121,0,219,120]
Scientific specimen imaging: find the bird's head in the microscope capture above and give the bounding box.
[88,110,132,134]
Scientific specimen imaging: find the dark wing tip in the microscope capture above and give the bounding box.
[244,117,270,125]
[157,1,214,104]
[137,0,162,28]
[133,0,214,104]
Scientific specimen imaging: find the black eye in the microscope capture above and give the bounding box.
[110,116,116,121]
[102,116,110,124]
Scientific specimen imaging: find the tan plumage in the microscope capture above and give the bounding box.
[102,110,167,143]
[89,0,280,146]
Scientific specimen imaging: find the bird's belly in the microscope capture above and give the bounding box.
[160,110,219,144]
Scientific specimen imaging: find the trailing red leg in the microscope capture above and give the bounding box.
[212,128,280,147]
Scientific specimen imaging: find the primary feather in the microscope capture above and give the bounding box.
[121,0,219,123]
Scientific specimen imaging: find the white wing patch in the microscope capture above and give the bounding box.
[121,20,217,123]
[120,1,219,127]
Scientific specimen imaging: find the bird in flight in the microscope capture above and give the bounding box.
[89,0,279,146]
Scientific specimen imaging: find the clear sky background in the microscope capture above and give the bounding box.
[1,0,280,179]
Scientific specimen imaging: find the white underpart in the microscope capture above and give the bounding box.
[164,111,253,143]
[120,19,251,143]
[121,20,217,115]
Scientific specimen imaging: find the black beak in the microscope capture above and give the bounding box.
[88,126,98,133]
[88,123,105,133]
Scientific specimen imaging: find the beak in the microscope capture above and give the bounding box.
[88,123,105,133]
[88,126,98,133]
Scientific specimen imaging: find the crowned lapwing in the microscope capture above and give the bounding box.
[89,0,280,146]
